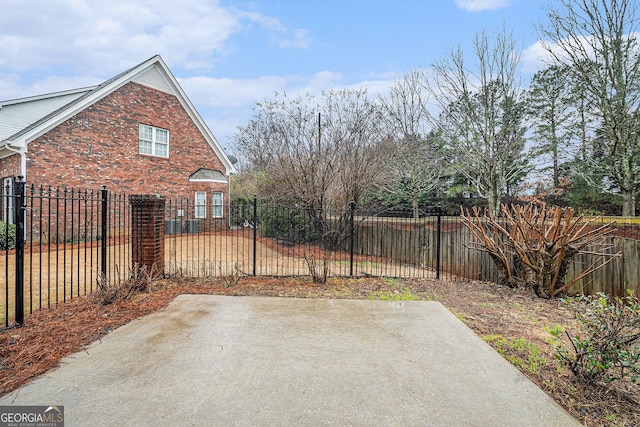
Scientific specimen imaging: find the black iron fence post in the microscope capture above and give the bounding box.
[100,185,108,280]
[252,195,257,276]
[436,204,442,280]
[349,200,355,277]
[14,176,26,325]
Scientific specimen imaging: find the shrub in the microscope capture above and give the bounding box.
[94,264,152,305]
[0,221,16,250]
[259,206,317,244]
[304,253,329,283]
[554,292,640,385]
[460,203,617,297]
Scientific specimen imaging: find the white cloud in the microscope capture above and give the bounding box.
[0,0,241,74]
[277,29,312,49]
[236,10,287,32]
[0,0,309,76]
[179,70,350,111]
[519,31,640,76]
[454,0,510,12]
[345,79,394,97]
[0,74,103,101]
[309,71,343,88]
[520,40,554,74]
[177,70,398,150]
[178,75,291,108]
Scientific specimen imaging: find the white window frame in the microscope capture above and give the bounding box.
[139,124,169,158]
[212,192,224,218]
[195,192,207,219]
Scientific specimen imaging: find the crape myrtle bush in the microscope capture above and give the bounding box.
[554,292,640,385]
[0,221,16,250]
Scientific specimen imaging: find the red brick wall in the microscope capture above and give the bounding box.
[0,154,21,180]
[130,195,165,276]
[26,81,229,201]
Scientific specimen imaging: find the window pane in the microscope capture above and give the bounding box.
[156,129,168,143]
[195,192,206,218]
[155,142,168,157]
[139,125,153,140]
[139,140,152,154]
[212,192,223,218]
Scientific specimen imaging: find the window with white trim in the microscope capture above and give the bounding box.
[195,192,206,219]
[139,124,169,157]
[212,192,223,218]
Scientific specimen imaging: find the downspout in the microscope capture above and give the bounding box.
[3,144,27,182]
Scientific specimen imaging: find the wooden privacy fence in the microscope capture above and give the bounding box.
[567,237,640,297]
[352,216,640,297]
[352,216,502,282]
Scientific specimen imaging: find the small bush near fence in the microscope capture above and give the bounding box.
[554,292,640,385]
[0,221,16,250]
[260,205,319,244]
[231,200,338,245]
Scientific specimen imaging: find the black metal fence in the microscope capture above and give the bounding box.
[5,179,639,330]
[7,180,497,329]
[2,180,133,329]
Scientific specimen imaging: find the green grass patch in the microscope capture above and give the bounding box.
[368,287,421,301]
[483,334,547,374]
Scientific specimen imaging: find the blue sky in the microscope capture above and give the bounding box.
[1,0,553,153]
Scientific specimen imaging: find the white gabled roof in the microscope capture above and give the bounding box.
[0,55,236,175]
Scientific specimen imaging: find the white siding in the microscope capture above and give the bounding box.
[0,91,89,141]
[132,66,174,95]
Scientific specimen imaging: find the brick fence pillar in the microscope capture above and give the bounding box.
[130,194,165,277]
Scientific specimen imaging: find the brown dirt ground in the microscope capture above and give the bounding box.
[0,276,638,426]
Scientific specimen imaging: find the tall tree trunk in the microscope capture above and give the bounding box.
[412,197,419,220]
[487,191,500,219]
[552,144,559,188]
[622,191,636,217]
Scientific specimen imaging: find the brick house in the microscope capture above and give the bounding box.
[0,55,236,224]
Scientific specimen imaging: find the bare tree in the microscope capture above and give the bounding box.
[234,93,336,211]
[381,133,443,218]
[429,27,529,218]
[378,70,444,217]
[380,69,431,139]
[323,89,389,208]
[234,89,388,210]
[539,0,640,216]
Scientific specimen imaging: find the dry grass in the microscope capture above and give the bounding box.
[0,276,638,426]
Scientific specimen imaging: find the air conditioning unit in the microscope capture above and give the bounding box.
[185,219,202,233]
[165,220,182,235]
